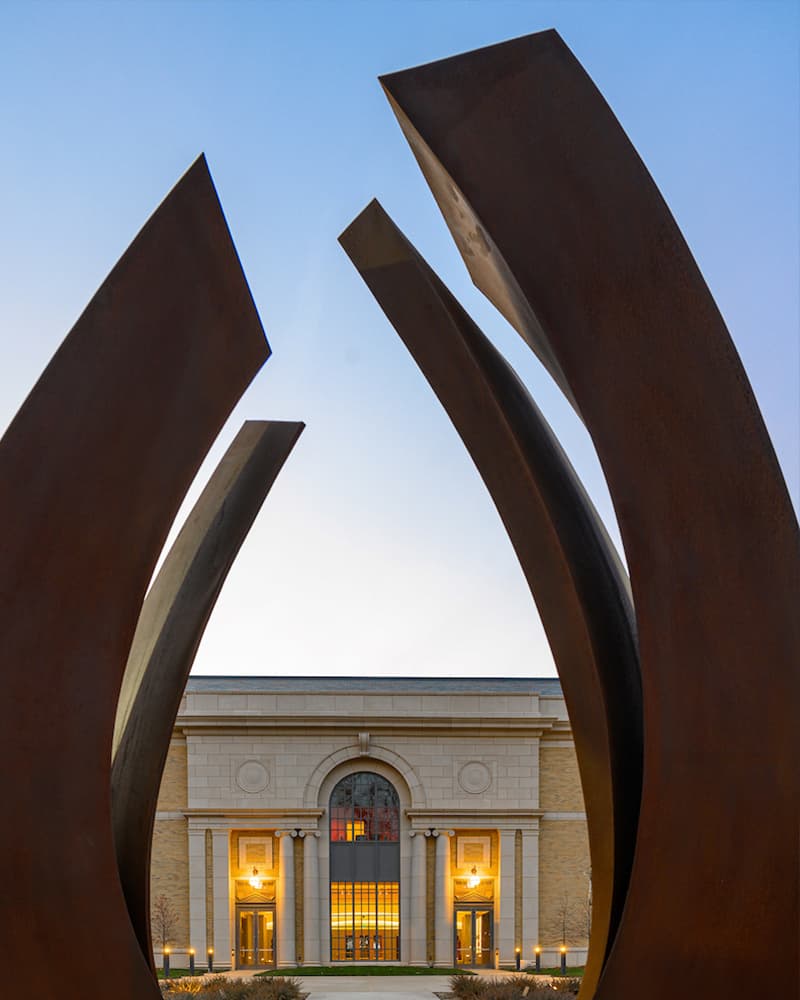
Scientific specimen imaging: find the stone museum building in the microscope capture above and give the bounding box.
[151,677,590,972]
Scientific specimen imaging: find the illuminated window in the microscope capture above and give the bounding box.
[330,881,399,961]
[330,772,399,842]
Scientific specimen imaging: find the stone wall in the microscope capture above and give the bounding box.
[151,738,190,953]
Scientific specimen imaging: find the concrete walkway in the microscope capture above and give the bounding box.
[291,976,453,1000]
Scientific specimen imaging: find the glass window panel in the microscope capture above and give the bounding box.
[330,881,399,962]
[238,911,255,967]
[329,773,399,843]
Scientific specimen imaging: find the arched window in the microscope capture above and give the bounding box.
[329,772,400,961]
[330,771,399,842]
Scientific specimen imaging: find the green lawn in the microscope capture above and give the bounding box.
[157,969,202,979]
[257,965,471,977]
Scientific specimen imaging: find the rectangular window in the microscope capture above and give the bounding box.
[330,881,399,961]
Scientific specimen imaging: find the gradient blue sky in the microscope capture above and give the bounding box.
[1,1,797,677]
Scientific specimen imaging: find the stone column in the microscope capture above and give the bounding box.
[211,829,231,967]
[498,830,516,966]
[521,828,539,964]
[188,827,207,960]
[434,830,455,967]
[409,830,427,964]
[303,831,321,965]
[277,831,296,967]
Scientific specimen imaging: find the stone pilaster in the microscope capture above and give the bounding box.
[434,830,455,966]
[188,827,207,961]
[302,831,321,965]
[498,829,516,965]
[211,829,230,967]
[276,831,296,967]
[521,827,539,961]
[409,830,427,964]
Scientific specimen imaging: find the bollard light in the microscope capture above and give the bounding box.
[534,945,541,972]
[163,946,170,979]
[208,947,214,973]
[189,947,195,975]
[560,944,567,975]
[515,946,521,971]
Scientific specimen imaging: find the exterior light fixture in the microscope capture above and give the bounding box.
[248,866,263,890]
[560,944,567,975]
[534,945,541,972]
[466,865,481,889]
[188,947,195,975]
[163,946,171,979]
[515,945,521,971]
[208,947,214,974]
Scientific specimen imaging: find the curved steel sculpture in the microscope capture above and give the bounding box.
[112,418,304,968]
[380,30,800,992]
[0,156,269,997]
[340,200,641,994]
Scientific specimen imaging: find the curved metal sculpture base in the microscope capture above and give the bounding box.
[340,200,641,995]
[0,156,269,997]
[381,30,800,993]
[112,419,304,968]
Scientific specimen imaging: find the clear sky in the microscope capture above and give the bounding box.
[1,1,797,678]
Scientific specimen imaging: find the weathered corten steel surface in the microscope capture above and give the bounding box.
[112,419,304,968]
[381,31,800,992]
[0,156,269,997]
[340,201,641,996]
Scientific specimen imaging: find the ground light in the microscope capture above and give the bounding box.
[534,945,541,972]
[208,947,214,973]
[515,946,521,971]
[188,947,195,975]
[163,946,170,979]
[560,944,567,975]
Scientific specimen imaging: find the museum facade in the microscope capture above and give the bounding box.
[151,676,589,972]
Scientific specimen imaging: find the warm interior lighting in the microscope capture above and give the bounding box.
[248,866,263,890]
[346,820,366,841]
[466,865,481,889]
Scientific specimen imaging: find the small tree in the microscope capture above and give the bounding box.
[152,893,178,954]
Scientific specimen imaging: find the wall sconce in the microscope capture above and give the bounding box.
[248,866,263,890]
[466,865,481,889]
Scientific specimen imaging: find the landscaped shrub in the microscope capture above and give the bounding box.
[482,977,524,1000]
[162,977,304,1000]
[449,972,486,999]
[551,977,581,994]
[247,978,303,1000]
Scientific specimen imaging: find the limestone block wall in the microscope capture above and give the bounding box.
[151,738,190,955]
[537,740,590,959]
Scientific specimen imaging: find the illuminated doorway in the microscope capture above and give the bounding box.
[455,906,493,967]
[236,906,275,969]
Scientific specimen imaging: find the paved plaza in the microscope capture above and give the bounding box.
[292,976,452,1000]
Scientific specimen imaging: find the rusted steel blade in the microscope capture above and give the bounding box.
[340,200,641,994]
[381,31,800,992]
[112,419,304,969]
[0,156,269,996]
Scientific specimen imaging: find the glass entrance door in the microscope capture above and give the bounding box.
[236,907,275,969]
[455,907,493,967]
